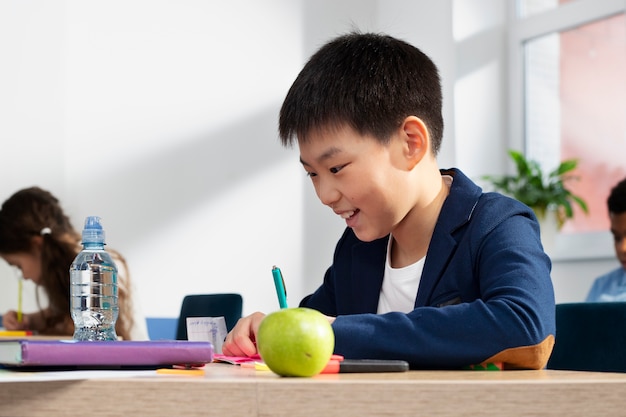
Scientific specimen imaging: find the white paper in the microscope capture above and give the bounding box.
[186,316,227,354]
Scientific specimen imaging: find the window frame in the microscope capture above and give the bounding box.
[507,0,626,261]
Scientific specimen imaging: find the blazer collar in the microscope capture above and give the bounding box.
[349,168,483,310]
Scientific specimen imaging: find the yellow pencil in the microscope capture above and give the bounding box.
[17,278,23,323]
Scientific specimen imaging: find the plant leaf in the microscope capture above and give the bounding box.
[482,149,589,228]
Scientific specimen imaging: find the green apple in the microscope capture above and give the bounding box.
[257,307,335,377]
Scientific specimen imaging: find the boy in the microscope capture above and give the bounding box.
[586,177,626,302]
[223,32,555,369]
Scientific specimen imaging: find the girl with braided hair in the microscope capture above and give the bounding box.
[0,187,147,339]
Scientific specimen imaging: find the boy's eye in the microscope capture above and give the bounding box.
[330,164,345,174]
[306,171,317,178]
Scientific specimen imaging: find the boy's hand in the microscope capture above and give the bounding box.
[222,312,266,357]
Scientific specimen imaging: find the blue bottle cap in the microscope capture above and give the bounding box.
[82,216,106,244]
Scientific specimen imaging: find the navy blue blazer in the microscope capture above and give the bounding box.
[301,168,556,369]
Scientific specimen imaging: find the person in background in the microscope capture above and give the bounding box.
[223,31,555,369]
[0,187,148,340]
[586,177,626,302]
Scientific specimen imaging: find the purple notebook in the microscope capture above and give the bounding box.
[0,339,213,367]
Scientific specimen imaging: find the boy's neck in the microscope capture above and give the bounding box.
[389,170,450,268]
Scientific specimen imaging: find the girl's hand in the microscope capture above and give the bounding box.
[1,310,29,330]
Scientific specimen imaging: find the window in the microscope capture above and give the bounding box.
[509,0,626,259]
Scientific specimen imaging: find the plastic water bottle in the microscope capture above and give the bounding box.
[70,216,119,341]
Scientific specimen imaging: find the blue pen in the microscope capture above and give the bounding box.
[272,265,288,309]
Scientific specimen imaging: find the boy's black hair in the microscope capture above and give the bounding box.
[279,31,444,155]
[608,177,626,214]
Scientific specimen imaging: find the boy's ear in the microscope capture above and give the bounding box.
[401,116,429,169]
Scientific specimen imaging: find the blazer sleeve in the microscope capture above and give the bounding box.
[304,200,555,370]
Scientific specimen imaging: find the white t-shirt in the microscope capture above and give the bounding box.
[377,241,425,314]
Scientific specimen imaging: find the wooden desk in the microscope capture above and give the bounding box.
[1,364,625,417]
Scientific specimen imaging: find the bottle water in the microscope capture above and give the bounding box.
[70,216,119,341]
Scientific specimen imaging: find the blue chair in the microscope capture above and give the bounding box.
[547,302,626,372]
[146,317,178,340]
[176,293,243,340]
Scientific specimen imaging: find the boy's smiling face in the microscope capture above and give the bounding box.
[298,124,417,242]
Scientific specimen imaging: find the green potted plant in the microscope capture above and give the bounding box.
[483,150,589,229]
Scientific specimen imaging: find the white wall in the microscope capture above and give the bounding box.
[0,1,616,324]
[0,0,306,318]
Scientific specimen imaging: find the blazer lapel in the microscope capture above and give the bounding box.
[415,168,482,307]
[416,230,457,306]
[350,236,388,313]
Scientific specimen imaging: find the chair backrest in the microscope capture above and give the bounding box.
[146,317,178,340]
[176,293,243,340]
[547,302,626,372]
